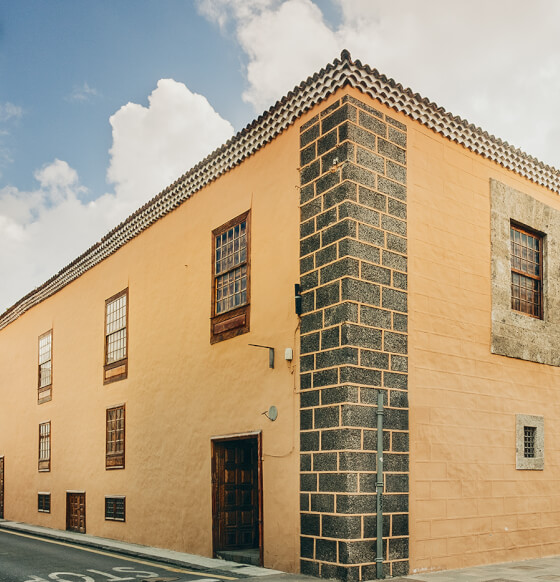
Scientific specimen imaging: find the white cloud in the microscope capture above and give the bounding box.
[238,0,339,110]
[199,0,560,167]
[0,101,23,177]
[0,102,23,122]
[0,161,114,310]
[107,78,234,206]
[196,0,277,31]
[67,82,99,102]
[0,81,234,312]
[34,159,87,204]
[198,0,337,111]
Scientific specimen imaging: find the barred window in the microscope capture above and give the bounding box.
[524,426,536,458]
[38,493,51,513]
[106,405,125,469]
[510,224,542,318]
[105,496,125,521]
[104,289,128,383]
[211,212,250,343]
[39,422,51,472]
[38,330,52,403]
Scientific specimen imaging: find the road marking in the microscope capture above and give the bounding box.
[0,529,239,580]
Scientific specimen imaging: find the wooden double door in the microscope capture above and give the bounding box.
[212,435,262,560]
[66,492,86,533]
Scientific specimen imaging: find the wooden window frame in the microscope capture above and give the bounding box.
[510,223,543,319]
[38,330,53,404]
[38,492,51,513]
[104,289,129,384]
[38,421,51,472]
[211,211,251,344]
[104,496,126,522]
[106,404,125,470]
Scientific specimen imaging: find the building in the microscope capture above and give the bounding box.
[1,51,560,580]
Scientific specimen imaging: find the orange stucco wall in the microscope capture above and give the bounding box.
[0,113,304,571]
[407,116,560,572]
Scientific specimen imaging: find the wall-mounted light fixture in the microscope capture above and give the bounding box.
[295,283,302,316]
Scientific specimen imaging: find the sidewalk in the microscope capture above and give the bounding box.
[2,519,560,581]
[0,519,307,581]
[391,555,560,581]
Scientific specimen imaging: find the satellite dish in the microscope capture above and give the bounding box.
[267,406,278,421]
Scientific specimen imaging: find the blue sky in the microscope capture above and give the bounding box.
[0,1,250,196]
[1,0,560,311]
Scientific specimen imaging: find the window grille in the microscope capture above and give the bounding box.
[39,422,51,471]
[106,405,125,469]
[105,496,125,521]
[211,212,250,343]
[38,493,51,513]
[38,332,52,388]
[215,220,248,314]
[38,330,53,403]
[104,289,128,383]
[106,293,127,364]
[524,425,536,458]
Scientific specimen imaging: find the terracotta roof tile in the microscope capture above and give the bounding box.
[1,51,559,329]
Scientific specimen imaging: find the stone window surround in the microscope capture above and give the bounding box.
[491,179,560,366]
[516,413,544,470]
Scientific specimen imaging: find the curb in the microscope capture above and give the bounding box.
[0,520,283,579]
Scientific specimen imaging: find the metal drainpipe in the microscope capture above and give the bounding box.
[376,391,385,579]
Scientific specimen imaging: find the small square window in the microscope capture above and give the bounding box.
[105,496,125,521]
[516,414,544,470]
[38,493,51,513]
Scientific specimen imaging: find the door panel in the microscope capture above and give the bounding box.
[213,437,260,554]
[66,492,86,533]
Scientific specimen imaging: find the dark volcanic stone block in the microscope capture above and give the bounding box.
[319,472,358,493]
[322,514,362,539]
[321,428,362,451]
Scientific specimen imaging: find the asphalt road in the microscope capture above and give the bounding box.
[0,529,241,582]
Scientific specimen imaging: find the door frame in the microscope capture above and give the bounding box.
[0,456,4,519]
[66,491,86,533]
[211,431,263,566]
